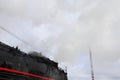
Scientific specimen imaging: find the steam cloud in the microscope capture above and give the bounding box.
[0,0,120,80]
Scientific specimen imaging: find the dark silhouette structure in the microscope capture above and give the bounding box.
[0,42,68,80]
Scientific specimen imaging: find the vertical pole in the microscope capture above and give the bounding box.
[89,48,95,80]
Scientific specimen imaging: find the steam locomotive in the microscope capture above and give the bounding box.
[0,42,68,80]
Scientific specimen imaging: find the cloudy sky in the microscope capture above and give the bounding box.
[0,0,120,80]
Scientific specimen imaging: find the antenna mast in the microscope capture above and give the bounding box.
[89,48,95,80]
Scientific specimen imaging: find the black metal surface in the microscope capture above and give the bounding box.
[0,42,68,80]
[0,70,44,80]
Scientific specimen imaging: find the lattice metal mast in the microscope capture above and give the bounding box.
[89,48,95,80]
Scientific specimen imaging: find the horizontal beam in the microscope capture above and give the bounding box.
[0,67,54,80]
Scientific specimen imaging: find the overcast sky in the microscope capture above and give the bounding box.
[0,0,120,80]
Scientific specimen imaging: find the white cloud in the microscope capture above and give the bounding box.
[0,0,120,80]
